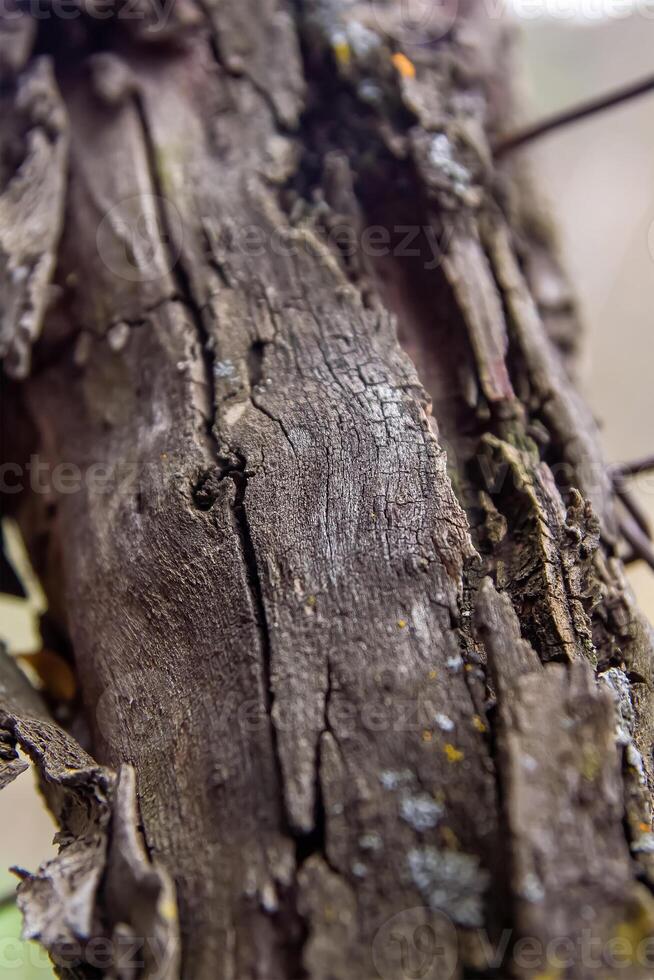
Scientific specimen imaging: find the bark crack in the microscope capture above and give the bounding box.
[132,91,218,446]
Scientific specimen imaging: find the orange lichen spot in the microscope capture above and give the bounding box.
[397,619,407,629]
[464,663,473,673]
[391,52,416,79]
[306,595,317,607]
[428,669,438,680]
[161,452,168,459]
[640,822,651,833]
[443,743,464,764]
[422,730,433,743]
[472,715,487,733]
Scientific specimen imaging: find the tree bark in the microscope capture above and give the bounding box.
[1,2,654,979]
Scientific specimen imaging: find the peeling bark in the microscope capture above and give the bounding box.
[1,2,653,979]
[0,646,179,978]
[0,57,68,377]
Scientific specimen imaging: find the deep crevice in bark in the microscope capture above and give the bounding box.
[132,91,218,442]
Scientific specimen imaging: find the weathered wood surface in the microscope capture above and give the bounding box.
[1,2,653,978]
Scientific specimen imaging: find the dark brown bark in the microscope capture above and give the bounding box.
[1,2,653,979]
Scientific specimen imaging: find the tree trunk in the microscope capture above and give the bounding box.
[1,2,654,979]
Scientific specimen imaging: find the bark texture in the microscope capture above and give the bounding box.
[1,2,654,979]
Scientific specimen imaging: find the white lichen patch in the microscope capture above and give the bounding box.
[345,20,380,59]
[213,359,235,378]
[357,80,383,105]
[520,872,545,904]
[263,135,299,184]
[379,769,414,791]
[599,667,634,746]
[400,794,444,832]
[445,654,463,673]
[428,134,471,192]
[11,264,28,284]
[626,742,647,785]
[107,320,130,352]
[435,713,454,733]
[407,847,489,927]
[260,881,278,913]
[359,832,383,852]
[631,833,654,855]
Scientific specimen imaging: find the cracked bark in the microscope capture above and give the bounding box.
[1,2,654,979]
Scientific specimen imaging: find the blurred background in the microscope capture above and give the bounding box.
[0,8,653,976]
[516,12,654,615]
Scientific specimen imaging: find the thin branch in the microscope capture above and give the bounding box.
[619,513,654,573]
[495,73,654,158]
[615,486,652,540]
[612,454,654,480]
